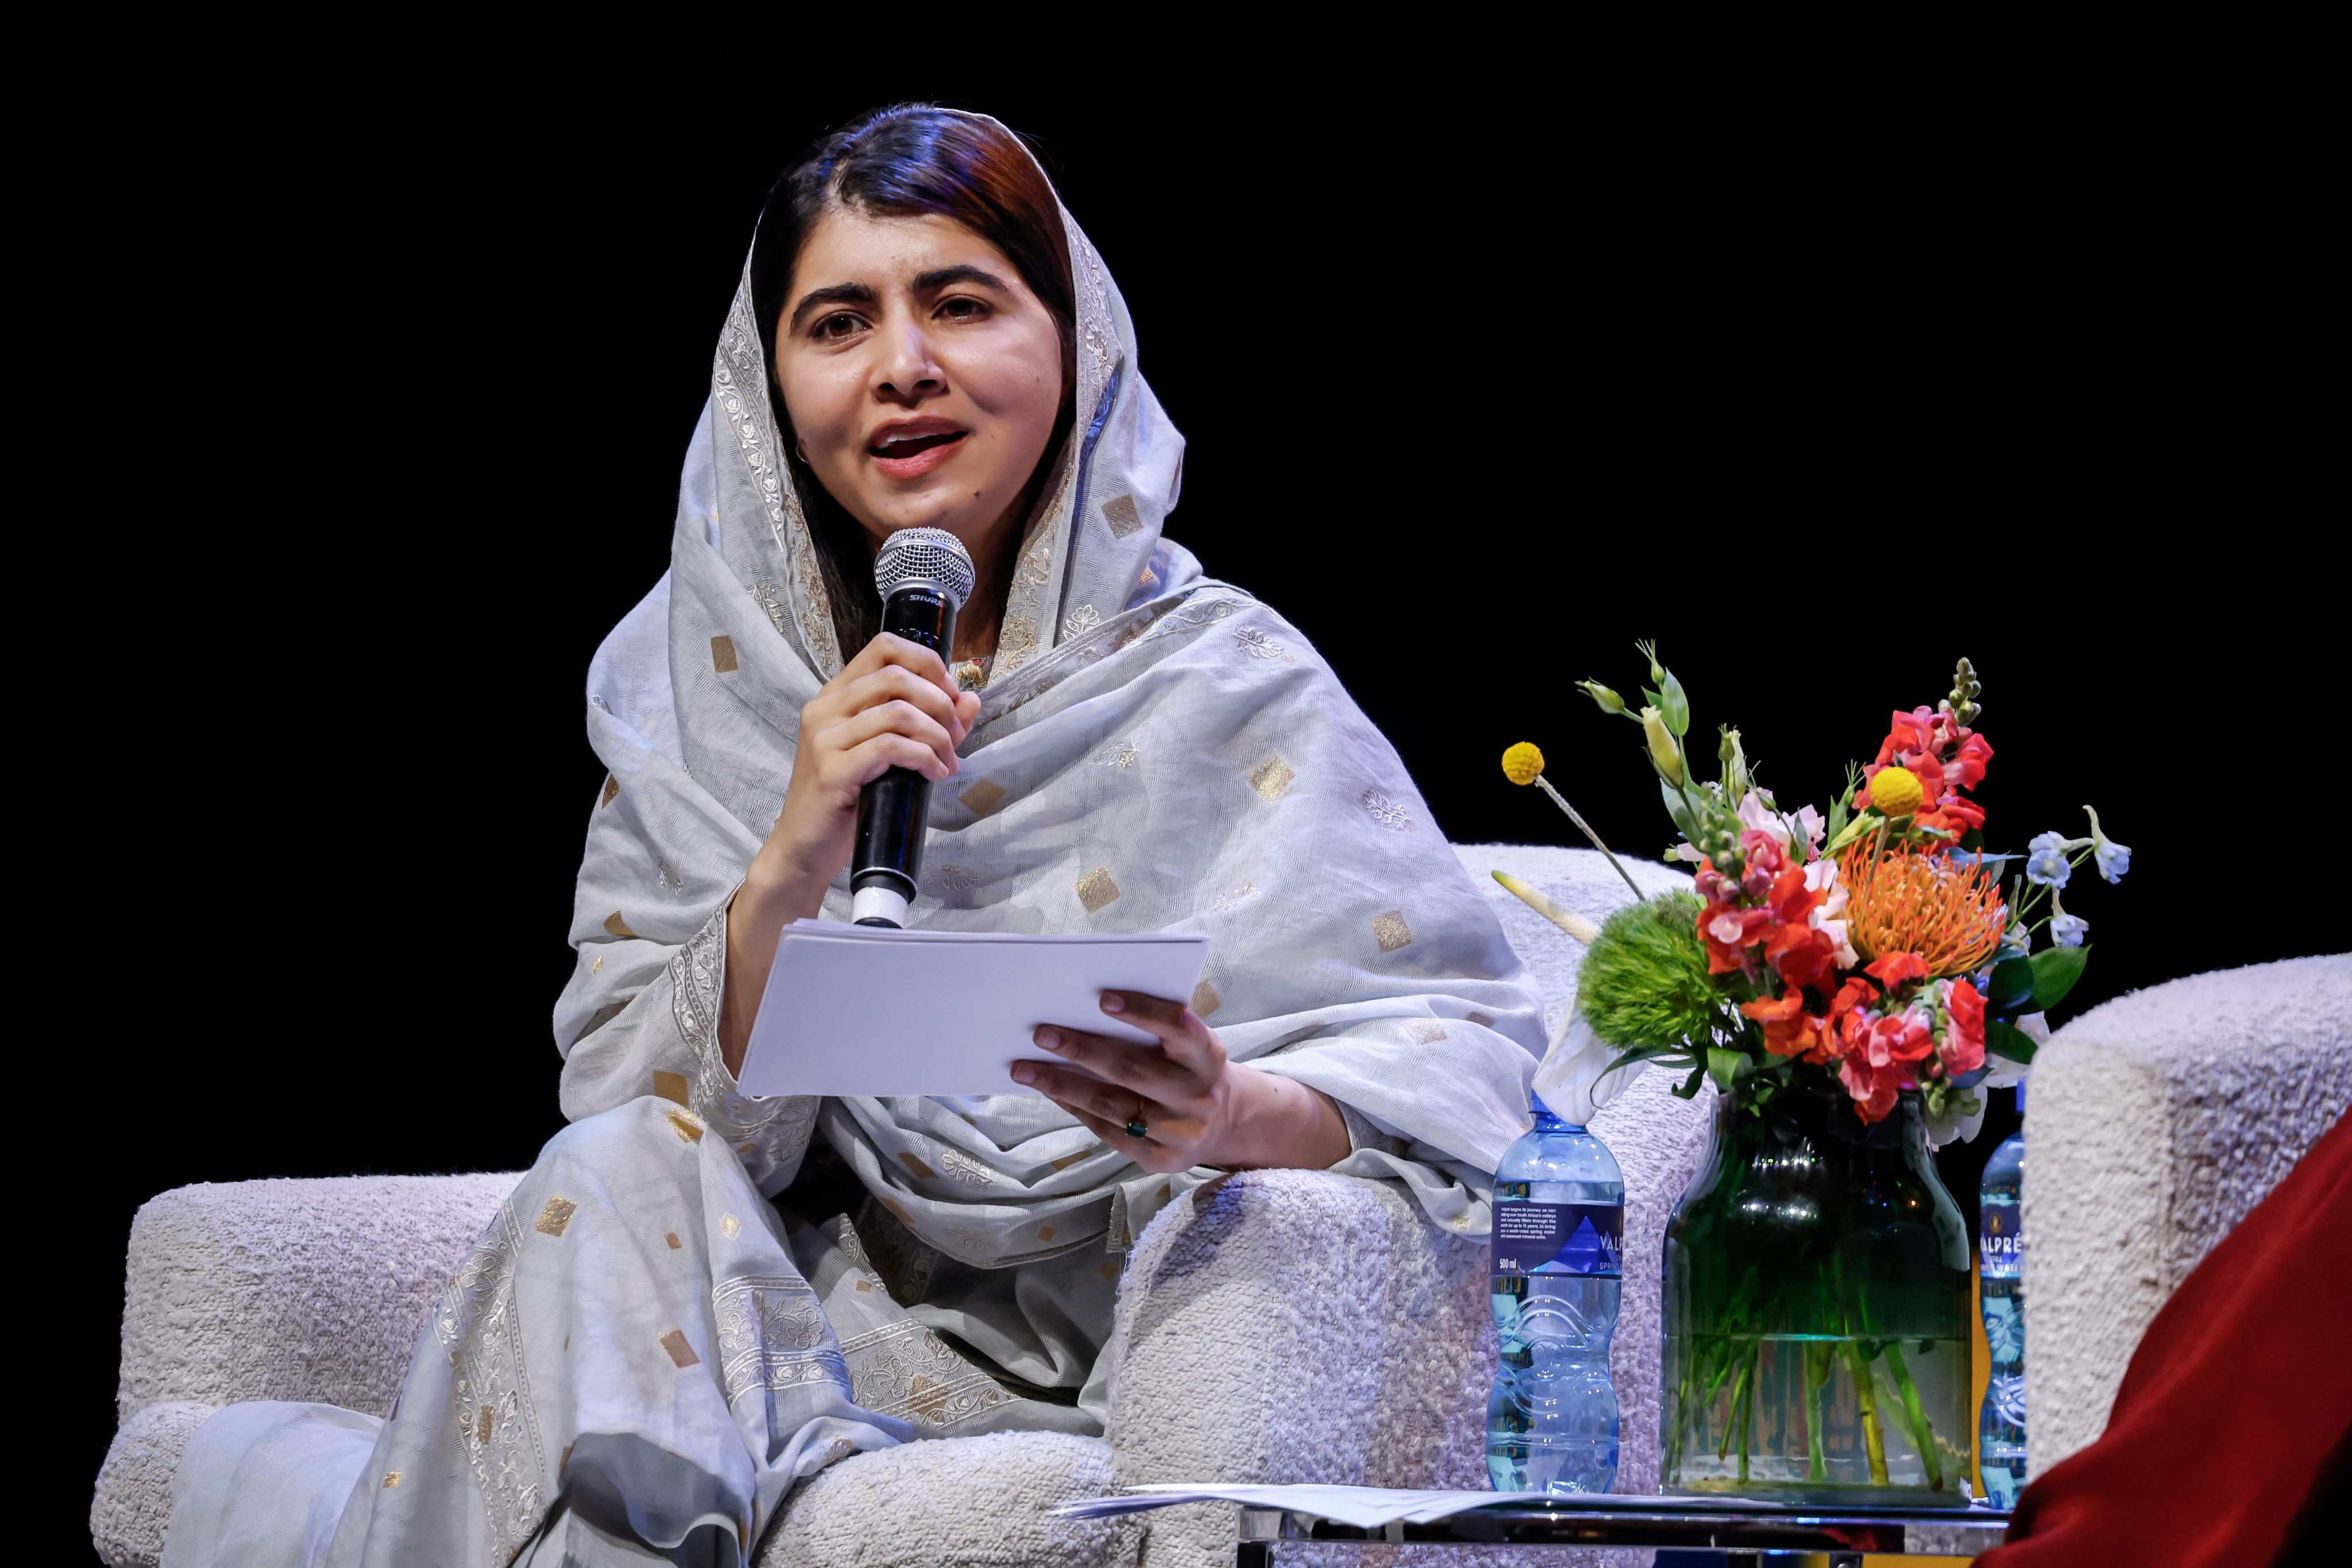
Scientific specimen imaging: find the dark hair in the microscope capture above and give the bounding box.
[750,103,1079,661]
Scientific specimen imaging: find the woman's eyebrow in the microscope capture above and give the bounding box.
[789,265,1014,334]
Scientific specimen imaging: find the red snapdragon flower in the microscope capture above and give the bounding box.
[1940,978,1987,1076]
[1739,991,1826,1060]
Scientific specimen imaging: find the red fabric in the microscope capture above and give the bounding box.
[1980,1109,2352,1568]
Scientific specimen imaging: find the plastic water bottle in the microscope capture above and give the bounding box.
[1978,1082,2027,1508]
[1488,1091,1623,1493]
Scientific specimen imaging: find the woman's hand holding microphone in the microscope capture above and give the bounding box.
[720,632,978,1074]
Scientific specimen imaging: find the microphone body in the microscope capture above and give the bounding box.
[850,528,976,927]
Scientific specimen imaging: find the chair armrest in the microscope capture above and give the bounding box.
[1108,1167,1492,1566]
[115,1172,521,1425]
[2026,953,2351,1469]
[1108,1065,1712,1567]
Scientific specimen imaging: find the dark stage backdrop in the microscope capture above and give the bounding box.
[61,76,2331,1556]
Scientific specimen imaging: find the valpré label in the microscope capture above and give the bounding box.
[1492,1202,1623,1277]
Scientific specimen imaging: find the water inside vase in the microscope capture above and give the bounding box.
[1663,1329,1975,1506]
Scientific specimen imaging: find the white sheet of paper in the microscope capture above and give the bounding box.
[736,918,1211,1099]
[1046,1482,1970,1525]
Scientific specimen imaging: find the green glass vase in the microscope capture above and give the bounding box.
[1659,1087,1974,1507]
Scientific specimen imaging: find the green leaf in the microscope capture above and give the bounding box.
[1660,668,1690,736]
[1660,778,1697,840]
[2029,945,2091,1013]
[1706,1045,1749,1092]
[1673,1060,1708,1099]
[1987,957,2037,1013]
[1986,1020,2038,1065]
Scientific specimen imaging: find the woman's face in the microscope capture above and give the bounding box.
[773,207,1067,556]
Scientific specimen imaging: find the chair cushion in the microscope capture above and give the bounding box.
[758,1430,1136,1567]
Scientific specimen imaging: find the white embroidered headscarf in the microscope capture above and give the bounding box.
[553,107,1552,1270]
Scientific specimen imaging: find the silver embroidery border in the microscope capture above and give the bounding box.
[712,284,842,676]
[712,1273,852,1407]
[432,1200,546,1566]
[837,1318,1022,1431]
[669,903,821,1168]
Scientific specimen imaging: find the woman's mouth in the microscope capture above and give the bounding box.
[867,430,970,478]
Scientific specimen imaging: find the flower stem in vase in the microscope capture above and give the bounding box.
[1841,1338,1892,1486]
[1740,1337,1762,1483]
[1805,1338,1834,1482]
[1883,1343,1945,1493]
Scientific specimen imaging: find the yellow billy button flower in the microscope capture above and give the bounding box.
[1501,741,1546,786]
[1868,766,1925,817]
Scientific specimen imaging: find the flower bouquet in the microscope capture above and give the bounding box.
[1496,646,2129,1505]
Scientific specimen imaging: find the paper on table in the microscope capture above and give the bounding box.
[736,918,1210,1099]
[1051,1483,2000,1525]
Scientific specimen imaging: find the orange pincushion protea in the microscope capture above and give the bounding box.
[1838,840,2007,978]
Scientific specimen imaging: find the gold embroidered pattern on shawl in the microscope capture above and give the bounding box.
[600,777,619,808]
[1373,910,1415,953]
[1102,493,1144,538]
[956,778,1009,816]
[1468,1010,1496,1029]
[1075,866,1121,913]
[930,863,980,894]
[839,1318,1021,1432]
[1065,603,1103,636]
[1094,739,1140,771]
[659,1328,701,1369]
[1191,980,1222,1017]
[1360,787,1413,831]
[713,1275,848,1405]
[604,911,636,939]
[710,635,738,673]
[1208,882,1257,913]
[1249,755,1296,802]
[652,1071,690,1105]
[431,1200,545,1565]
[666,1108,704,1144]
[533,1198,576,1237]
[1408,1021,1450,1044]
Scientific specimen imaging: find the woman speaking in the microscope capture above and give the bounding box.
[162,104,1550,1566]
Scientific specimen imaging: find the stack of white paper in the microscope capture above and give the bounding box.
[736,918,1210,1099]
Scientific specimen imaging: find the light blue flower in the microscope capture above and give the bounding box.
[2051,912,2088,948]
[2084,804,2131,883]
[2026,831,2073,889]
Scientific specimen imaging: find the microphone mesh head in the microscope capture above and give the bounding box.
[872,527,976,611]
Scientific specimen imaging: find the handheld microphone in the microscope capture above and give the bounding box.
[851,527,976,926]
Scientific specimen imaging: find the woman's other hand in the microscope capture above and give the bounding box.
[721,631,982,1076]
[1012,990,1351,1175]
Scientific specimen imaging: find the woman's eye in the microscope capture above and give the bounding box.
[940,298,988,320]
[812,313,860,341]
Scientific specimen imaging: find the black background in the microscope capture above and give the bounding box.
[56,65,2334,1558]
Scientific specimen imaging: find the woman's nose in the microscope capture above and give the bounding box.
[876,322,944,396]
